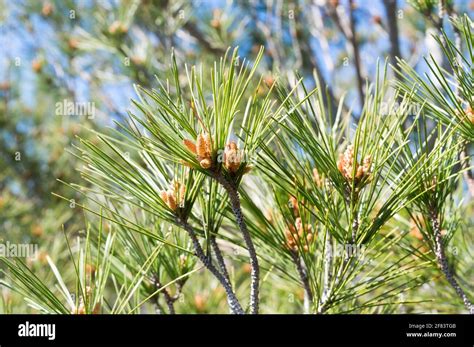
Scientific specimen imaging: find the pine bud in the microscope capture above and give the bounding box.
[196,132,213,169]
[72,303,86,315]
[166,190,177,210]
[196,133,209,158]
[224,141,241,173]
[284,218,315,253]
[211,9,222,29]
[108,21,128,35]
[32,59,43,73]
[466,106,474,124]
[289,196,299,217]
[183,139,197,154]
[372,15,382,25]
[199,158,212,169]
[31,225,43,238]
[41,2,53,16]
[263,75,275,88]
[312,168,323,188]
[337,145,372,184]
[160,181,186,211]
[194,294,207,312]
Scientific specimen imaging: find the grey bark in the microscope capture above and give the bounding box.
[214,174,260,314]
[430,210,474,314]
[177,218,244,314]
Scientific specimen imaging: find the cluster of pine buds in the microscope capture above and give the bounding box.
[337,145,372,183]
[184,132,213,169]
[160,180,186,211]
[284,217,315,252]
[184,134,250,174]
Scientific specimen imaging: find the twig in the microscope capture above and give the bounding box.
[152,277,176,314]
[351,212,359,244]
[429,209,474,314]
[213,173,260,314]
[348,0,365,109]
[296,9,339,114]
[177,218,244,314]
[322,231,333,305]
[383,0,402,70]
[290,251,313,314]
[210,235,232,284]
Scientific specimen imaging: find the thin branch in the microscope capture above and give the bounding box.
[429,209,474,314]
[213,173,260,314]
[348,0,365,109]
[210,235,232,284]
[291,251,313,314]
[383,0,402,70]
[176,218,244,314]
[152,277,176,314]
[296,9,339,114]
[322,231,333,305]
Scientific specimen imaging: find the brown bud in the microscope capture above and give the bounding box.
[312,168,323,188]
[108,21,127,35]
[92,303,101,314]
[289,196,299,217]
[0,81,11,91]
[224,141,241,172]
[41,2,53,16]
[68,38,79,50]
[242,263,252,274]
[465,106,474,124]
[263,75,275,88]
[194,294,206,312]
[85,264,96,276]
[32,59,43,73]
[199,158,212,169]
[372,15,382,25]
[160,190,175,211]
[166,189,177,210]
[72,299,86,314]
[196,132,212,166]
[31,225,44,238]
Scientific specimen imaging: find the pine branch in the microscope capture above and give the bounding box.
[210,236,232,285]
[383,0,402,69]
[348,0,365,109]
[176,218,244,314]
[213,173,260,314]
[290,251,313,314]
[429,209,474,314]
[152,277,176,314]
[322,231,333,307]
